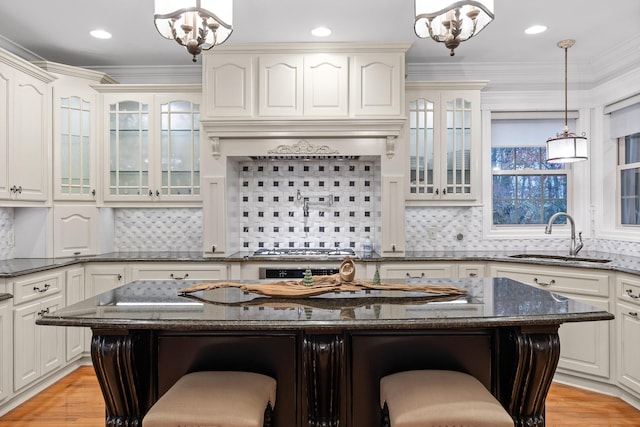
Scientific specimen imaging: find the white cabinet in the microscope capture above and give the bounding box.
[380,262,455,280]
[0,299,11,402]
[616,275,640,397]
[488,263,611,379]
[52,205,99,257]
[97,86,202,204]
[85,263,128,296]
[65,267,86,362]
[352,53,403,117]
[457,263,485,278]
[203,54,253,117]
[202,176,227,256]
[405,83,485,203]
[0,53,53,203]
[12,270,65,391]
[130,262,228,281]
[381,176,405,255]
[201,44,408,119]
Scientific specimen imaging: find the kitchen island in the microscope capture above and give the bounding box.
[37,277,613,427]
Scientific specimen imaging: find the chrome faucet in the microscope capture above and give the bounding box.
[303,197,309,217]
[545,212,583,256]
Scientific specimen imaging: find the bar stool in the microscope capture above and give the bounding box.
[143,371,277,427]
[380,370,513,427]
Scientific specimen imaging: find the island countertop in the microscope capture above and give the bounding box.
[37,277,613,330]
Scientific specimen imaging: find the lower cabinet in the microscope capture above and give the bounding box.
[65,267,86,362]
[488,263,612,380]
[85,263,128,296]
[0,300,11,402]
[380,262,455,279]
[13,293,65,391]
[617,275,640,397]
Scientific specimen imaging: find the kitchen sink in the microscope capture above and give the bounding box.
[508,254,611,263]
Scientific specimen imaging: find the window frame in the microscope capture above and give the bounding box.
[617,133,640,227]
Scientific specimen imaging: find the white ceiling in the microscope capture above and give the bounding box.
[0,0,639,86]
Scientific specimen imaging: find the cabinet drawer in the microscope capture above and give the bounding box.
[618,276,640,307]
[381,263,455,280]
[488,264,609,297]
[12,271,63,305]
[130,264,228,281]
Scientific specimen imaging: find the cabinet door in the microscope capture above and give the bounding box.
[304,54,349,117]
[39,294,65,377]
[85,264,127,296]
[407,92,439,198]
[380,263,455,280]
[53,205,99,257]
[156,94,202,201]
[202,177,227,256]
[13,300,39,390]
[65,267,85,361]
[618,301,640,395]
[130,263,228,281]
[53,87,97,201]
[0,302,11,401]
[9,72,49,202]
[352,53,402,116]
[259,55,303,116]
[203,54,253,117]
[556,295,611,379]
[103,94,154,201]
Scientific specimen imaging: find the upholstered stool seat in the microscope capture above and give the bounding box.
[143,371,277,427]
[380,370,513,427]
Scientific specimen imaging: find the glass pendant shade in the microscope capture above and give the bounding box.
[414,0,494,56]
[546,131,588,164]
[154,0,233,61]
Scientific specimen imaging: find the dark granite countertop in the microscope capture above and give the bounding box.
[3,249,640,278]
[0,293,12,302]
[36,277,614,331]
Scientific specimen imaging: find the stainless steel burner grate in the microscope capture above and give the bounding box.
[252,248,356,257]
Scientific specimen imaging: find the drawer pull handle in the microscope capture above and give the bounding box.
[117,274,122,281]
[534,278,555,286]
[406,272,425,279]
[468,273,478,277]
[629,312,639,318]
[170,273,189,280]
[625,289,640,299]
[33,284,50,293]
[38,308,50,316]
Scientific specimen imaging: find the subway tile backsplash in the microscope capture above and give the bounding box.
[238,159,380,252]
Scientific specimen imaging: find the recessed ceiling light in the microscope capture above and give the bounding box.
[524,25,547,35]
[90,29,112,39]
[311,27,332,37]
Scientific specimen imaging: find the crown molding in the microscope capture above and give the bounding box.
[90,83,202,93]
[84,65,203,84]
[32,61,118,84]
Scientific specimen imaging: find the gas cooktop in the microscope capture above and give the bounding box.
[251,248,357,258]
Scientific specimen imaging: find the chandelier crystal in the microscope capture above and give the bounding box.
[154,0,233,62]
[414,0,494,56]
[546,40,588,164]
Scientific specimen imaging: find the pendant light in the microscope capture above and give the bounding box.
[546,39,588,163]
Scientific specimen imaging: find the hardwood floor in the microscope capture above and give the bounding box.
[1,366,639,426]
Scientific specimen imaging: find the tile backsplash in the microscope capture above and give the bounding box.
[0,208,14,260]
[114,208,202,252]
[237,159,380,252]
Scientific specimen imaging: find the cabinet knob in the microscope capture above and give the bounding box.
[156,190,160,197]
[149,190,154,197]
[92,189,96,197]
[117,274,122,281]
[37,308,50,316]
[533,278,555,286]
[442,188,447,195]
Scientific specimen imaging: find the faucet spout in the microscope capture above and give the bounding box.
[545,212,583,256]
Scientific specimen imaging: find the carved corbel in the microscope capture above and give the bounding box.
[209,137,221,159]
[386,136,396,159]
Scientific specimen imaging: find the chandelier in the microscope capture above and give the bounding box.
[546,40,588,164]
[414,0,494,56]
[154,0,233,63]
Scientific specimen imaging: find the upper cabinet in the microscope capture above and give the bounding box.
[201,43,408,120]
[95,85,202,205]
[405,82,486,204]
[0,52,55,204]
[36,62,116,202]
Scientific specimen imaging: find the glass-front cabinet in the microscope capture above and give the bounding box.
[100,88,201,203]
[405,83,484,203]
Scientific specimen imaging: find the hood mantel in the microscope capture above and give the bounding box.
[200,117,406,139]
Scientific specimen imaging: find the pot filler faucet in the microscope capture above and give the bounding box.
[545,212,583,256]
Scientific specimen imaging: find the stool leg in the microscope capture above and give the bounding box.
[263,402,274,427]
[380,402,390,427]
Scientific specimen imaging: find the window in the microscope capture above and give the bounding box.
[491,118,570,226]
[618,132,640,225]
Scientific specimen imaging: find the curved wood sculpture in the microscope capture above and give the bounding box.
[179,257,467,299]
